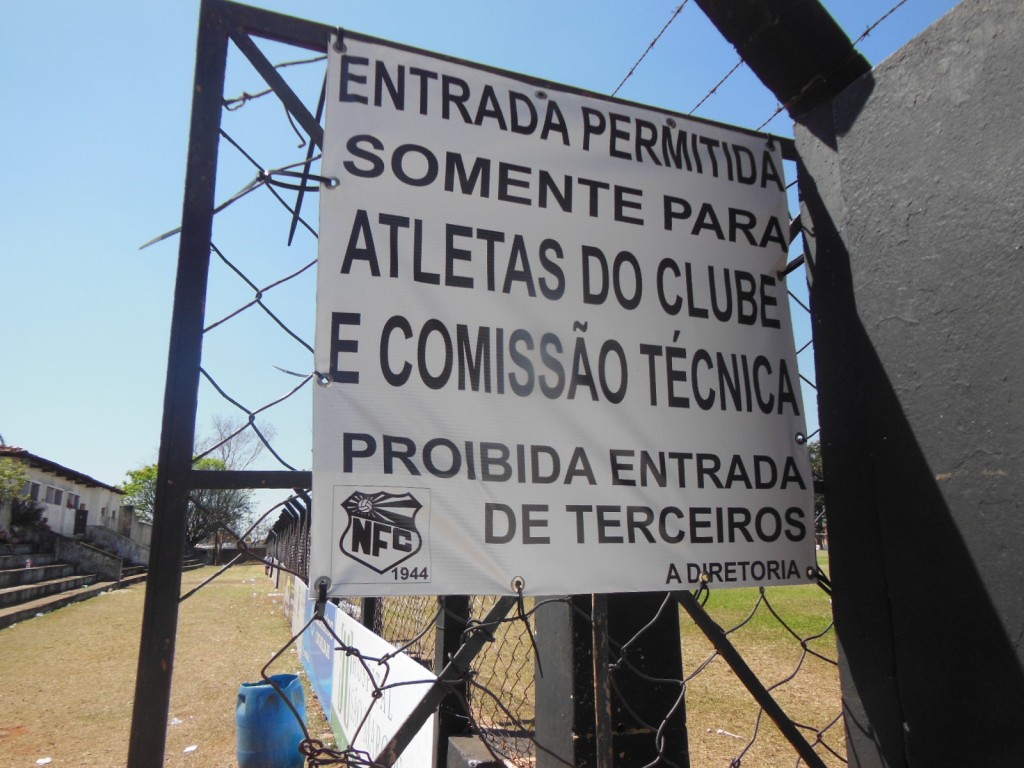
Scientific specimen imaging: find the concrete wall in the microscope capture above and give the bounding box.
[55,536,123,581]
[126,515,153,550]
[796,0,1024,764]
[86,525,150,566]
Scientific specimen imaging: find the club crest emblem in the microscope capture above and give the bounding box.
[339,491,423,573]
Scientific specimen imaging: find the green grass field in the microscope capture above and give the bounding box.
[0,564,329,767]
[460,552,843,767]
[680,551,845,767]
[0,558,841,767]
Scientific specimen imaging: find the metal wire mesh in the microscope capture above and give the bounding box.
[265,519,843,768]
[680,583,843,767]
[465,595,538,765]
[371,595,440,671]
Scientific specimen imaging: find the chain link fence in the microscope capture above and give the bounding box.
[262,514,841,766]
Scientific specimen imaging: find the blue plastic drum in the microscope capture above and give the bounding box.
[236,673,307,768]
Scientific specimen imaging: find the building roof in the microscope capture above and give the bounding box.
[0,446,124,495]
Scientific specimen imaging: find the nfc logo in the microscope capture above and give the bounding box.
[349,515,414,557]
[339,491,423,574]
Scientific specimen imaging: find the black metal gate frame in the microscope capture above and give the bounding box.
[126,3,327,765]
[125,2,827,766]
[125,6,517,766]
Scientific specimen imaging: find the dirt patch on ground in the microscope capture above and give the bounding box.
[0,564,328,767]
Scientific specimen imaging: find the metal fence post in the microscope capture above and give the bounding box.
[361,597,378,631]
[434,595,471,767]
[126,2,228,765]
[605,593,689,766]
[535,593,688,767]
[534,595,595,767]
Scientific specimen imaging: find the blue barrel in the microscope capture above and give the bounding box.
[236,673,307,768]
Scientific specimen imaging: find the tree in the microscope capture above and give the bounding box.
[0,457,29,505]
[123,415,273,547]
[122,464,158,523]
[0,457,44,527]
[241,509,276,546]
[195,414,277,470]
[185,458,255,546]
[123,457,254,547]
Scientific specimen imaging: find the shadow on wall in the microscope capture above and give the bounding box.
[799,122,1024,764]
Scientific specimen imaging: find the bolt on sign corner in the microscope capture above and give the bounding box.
[311,31,815,597]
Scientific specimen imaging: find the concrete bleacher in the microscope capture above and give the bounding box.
[0,540,150,630]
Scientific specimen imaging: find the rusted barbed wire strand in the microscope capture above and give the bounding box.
[612,2,689,96]
[853,0,910,46]
[690,58,744,114]
[758,0,913,130]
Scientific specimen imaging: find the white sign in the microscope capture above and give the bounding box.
[313,32,815,595]
[330,605,435,767]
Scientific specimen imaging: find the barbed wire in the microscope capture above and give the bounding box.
[689,58,744,115]
[612,2,689,97]
[853,0,911,47]
[757,0,916,131]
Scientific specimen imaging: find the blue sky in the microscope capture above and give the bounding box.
[1,0,960,495]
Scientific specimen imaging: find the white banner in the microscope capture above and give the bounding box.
[313,32,815,595]
[330,605,435,766]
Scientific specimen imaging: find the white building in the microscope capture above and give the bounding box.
[0,446,125,538]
